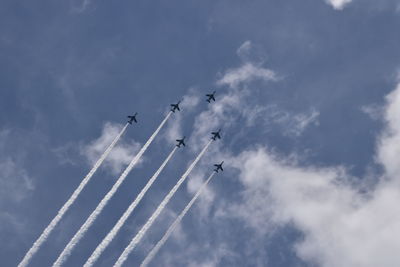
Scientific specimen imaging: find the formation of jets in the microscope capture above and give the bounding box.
[128,91,225,172]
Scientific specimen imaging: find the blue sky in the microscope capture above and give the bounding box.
[2,0,400,266]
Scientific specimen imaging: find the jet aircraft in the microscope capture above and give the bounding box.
[214,161,224,173]
[211,129,221,140]
[176,137,186,148]
[206,91,216,103]
[127,113,138,124]
[170,101,181,112]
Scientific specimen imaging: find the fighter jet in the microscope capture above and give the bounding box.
[206,91,216,103]
[170,101,181,113]
[211,129,221,140]
[214,161,224,173]
[176,137,186,148]
[127,113,138,124]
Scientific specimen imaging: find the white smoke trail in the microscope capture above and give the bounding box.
[140,172,216,267]
[18,123,129,267]
[52,112,172,267]
[113,140,212,267]
[83,146,178,267]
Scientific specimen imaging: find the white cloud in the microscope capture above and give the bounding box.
[0,130,35,204]
[325,0,353,10]
[236,40,268,64]
[289,108,320,136]
[186,170,216,218]
[361,104,383,121]
[217,40,279,89]
[185,244,234,267]
[181,91,201,111]
[228,82,400,267]
[0,212,29,248]
[52,142,81,166]
[217,63,279,89]
[0,130,35,243]
[0,159,34,203]
[376,83,400,179]
[236,41,252,61]
[71,0,92,13]
[81,122,141,175]
[261,105,320,137]
[158,241,235,267]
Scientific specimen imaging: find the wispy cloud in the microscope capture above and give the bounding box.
[325,0,353,10]
[360,104,383,121]
[217,41,279,88]
[71,0,92,14]
[157,241,236,267]
[81,122,141,175]
[0,159,34,203]
[246,104,320,137]
[217,63,279,88]
[0,130,34,248]
[0,130,34,204]
[376,83,400,178]
[236,41,268,64]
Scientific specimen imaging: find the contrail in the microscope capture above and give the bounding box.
[113,139,212,267]
[52,112,172,267]
[140,172,216,267]
[18,123,129,267]
[83,146,178,267]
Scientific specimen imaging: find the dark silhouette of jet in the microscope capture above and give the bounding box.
[211,129,221,140]
[206,91,216,103]
[127,113,138,124]
[176,137,186,148]
[214,161,224,173]
[170,101,181,113]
